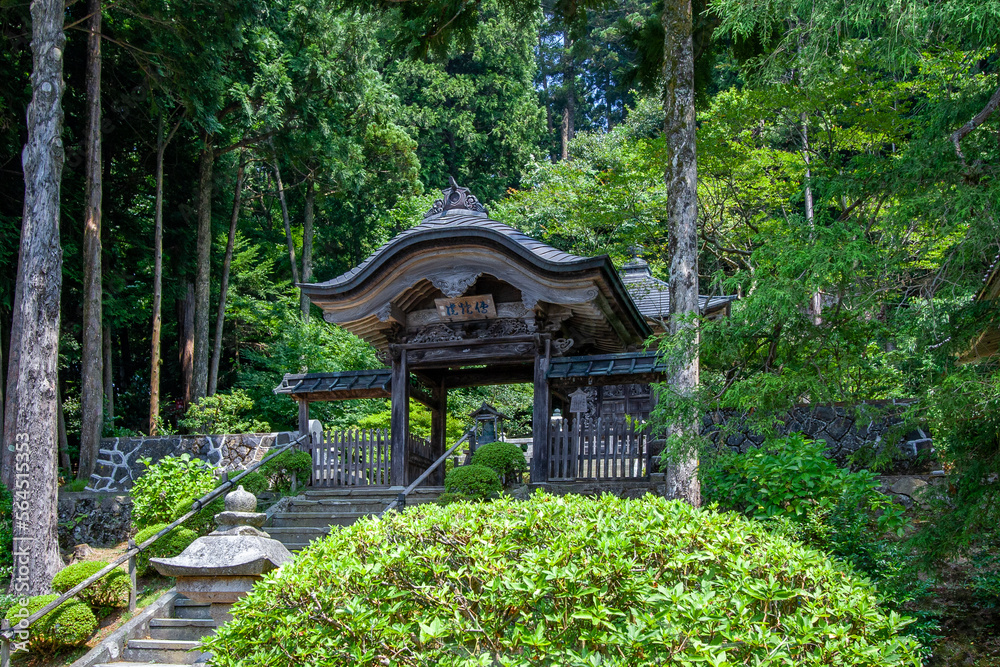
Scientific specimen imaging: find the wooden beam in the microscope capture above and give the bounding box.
[288,388,391,402]
[410,384,435,409]
[549,373,665,389]
[594,290,640,347]
[390,352,409,486]
[443,365,533,389]
[531,339,552,483]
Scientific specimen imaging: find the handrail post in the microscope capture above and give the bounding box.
[1,619,11,667]
[128,539,137,613]
[396,492,406,511]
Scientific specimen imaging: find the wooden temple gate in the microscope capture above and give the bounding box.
[274,178,733,488]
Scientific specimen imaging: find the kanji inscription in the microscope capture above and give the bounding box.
[435,294,497,321]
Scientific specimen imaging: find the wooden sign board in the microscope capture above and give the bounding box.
[569,387,589,414]
[435,294,497,321]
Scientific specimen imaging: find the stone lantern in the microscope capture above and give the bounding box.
[151,485,292,624]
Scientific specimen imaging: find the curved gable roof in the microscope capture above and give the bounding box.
[305,212,605,296]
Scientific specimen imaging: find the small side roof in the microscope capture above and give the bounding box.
[620,256,735,326]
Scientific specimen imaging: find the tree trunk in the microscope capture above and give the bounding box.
[560,30,574,161]
[192,134,214,402]
[801,113,822,325]
[539,32,554,160]
[57,381,70,473]
[299,177,314,317]
[179,281,195,408]
[2,0,66,593]
[103,322,113,425]
[78,0,103,480]
[208,158,245,396]
[272,146,300,286]
[148,116,181,434]
[662,0,701,507]
[149,118,165,433]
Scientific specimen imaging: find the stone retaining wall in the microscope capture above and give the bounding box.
[702,403,933,470]
[58,491,133,549]
[87,431,294,492]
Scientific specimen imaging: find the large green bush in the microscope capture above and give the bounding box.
[130,454,217,529]
[443,464,501,501]
[179,389,270,434]
[5,595,96,654]
[206,493,922,666]
[133,523,199,576]
[701,433,908,543]
[470,441,527,485]
[259,449,312,492]
[52,561,129,616]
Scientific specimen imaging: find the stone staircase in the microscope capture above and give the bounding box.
[94,596,216,666]
[266,486,445,551]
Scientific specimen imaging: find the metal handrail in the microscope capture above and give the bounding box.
[0,429,313,655]
[380,429,474,516]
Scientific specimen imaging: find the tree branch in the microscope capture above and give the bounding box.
[215,131,276,157]
[951,82,1000,165]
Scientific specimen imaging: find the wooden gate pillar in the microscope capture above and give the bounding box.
[390,348,409,486]
[531,338,552,483]
[297,399,310,439]
[430,380,447,486]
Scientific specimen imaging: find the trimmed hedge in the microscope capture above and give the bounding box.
[237,471,270,497]
[470,441,528,485]
[443,464,501,501]
[133,523,199,576]
[259,450,312,492]
[52,561,129,615]
[206,493,922,666]
[5,595,96,654]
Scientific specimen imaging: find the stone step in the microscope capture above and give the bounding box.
[122,638,208,664]
[270,512,372,528]
[303,486,443,498]
[173,598,212,620]
[94,663,195,667]
[288,498,394,513]
[149,618,218,642]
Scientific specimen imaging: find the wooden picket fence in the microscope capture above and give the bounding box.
[312,428,390,487]
[549,416,651,480]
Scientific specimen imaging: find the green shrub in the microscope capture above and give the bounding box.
[0,594,17,618]
[235,471,269,497]
[259,449,312,492]
[5,595,96,654]
[701,433,908,542]
[62,478,89,492]
[52,561,130,616]
[179,389,270,434]
[470,441,528,485]
[443,464,501,501]
[130,454,217,529]
[206,493,922,666]
[0,482,11,572]
[172,495,225,535]
[133,523,199,577]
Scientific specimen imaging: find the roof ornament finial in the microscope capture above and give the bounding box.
[424,176,488,218]
[622,243,652,278]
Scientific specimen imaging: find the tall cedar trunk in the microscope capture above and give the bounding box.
[78,0,103,480]
[539,32,554,159]
[103,322,113,423]
[2,0,66,593]
[300,178,314,317]
[208,158,245,396]
[192,135,214,402]
[57,381,70,472]
[272,147,300,285]
[148,117,181,433]
[149,118,165,433]
[662,0,701,506]
[801,114,822,325]
[179,281,195,407]
[560,30,574,161]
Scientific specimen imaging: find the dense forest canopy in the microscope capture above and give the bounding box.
[0,0,997,551]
